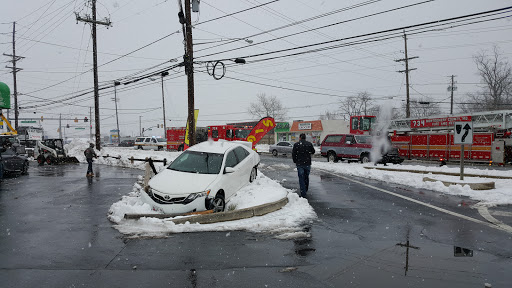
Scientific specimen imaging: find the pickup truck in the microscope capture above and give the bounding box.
[320,134,403,164]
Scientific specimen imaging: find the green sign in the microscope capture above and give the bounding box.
[275,122,290,132]
[21,120,37,123]
[75,127,86,130]
[0,82,10,109]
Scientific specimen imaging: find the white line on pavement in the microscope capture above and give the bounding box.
[477,206,512,233]
[320,170,512,234]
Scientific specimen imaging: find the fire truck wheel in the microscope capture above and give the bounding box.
[249,167,257,183]
[272,149,278,157]
[360,154,370,163]
[328,152,338,163]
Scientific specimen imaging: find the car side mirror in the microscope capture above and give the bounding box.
[224,167,235,174]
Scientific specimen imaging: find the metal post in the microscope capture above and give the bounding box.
[89,107,93,141]
[12,22,18,130]
[139,116,142,136]
[460,145,465,180]
[404,32,410,118]
[59,114,62,139]
[161,72,168,147]
[114,81,120,143]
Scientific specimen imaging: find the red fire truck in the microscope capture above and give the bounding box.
[166,127,208,151]
[388,111,512,165]
[207,125,253,142]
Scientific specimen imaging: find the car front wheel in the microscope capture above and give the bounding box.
[328,152,338,163]
[272,149,278,156]
[249,167,257,183]
[360,154,370,163]
[211,193,225,213]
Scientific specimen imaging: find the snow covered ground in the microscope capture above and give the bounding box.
[65,139,317,238]
[313,162,512,206]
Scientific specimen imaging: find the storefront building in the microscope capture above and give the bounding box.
[274,122,291,142]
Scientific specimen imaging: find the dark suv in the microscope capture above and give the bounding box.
[320,134,403,164]
[119,140,135,147]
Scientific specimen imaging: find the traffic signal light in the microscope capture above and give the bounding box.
[157,124,159,128]
[66,124,70,128]
[41,116,43,122]
[84,117,88,122]
[74,117,78,123]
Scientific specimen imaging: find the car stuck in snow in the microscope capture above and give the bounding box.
[142,140,260,214]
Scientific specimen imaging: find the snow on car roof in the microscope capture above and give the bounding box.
[187,140,249,154]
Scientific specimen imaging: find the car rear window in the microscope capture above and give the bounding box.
[324,135,343,143]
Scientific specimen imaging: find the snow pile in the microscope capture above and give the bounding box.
[108,172,317,238]
[313,162,512,206]
[65,139,181,171]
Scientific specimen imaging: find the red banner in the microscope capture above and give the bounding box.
[410,116,471,128]
[246,117,276,149]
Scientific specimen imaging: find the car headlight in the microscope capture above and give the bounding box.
[182,189,210,204]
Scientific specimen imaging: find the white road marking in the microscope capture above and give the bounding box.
[490,211,512,217]
[476,206,512,233]
[320,170,512,234]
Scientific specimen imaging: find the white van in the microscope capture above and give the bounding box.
[134,137,167,150]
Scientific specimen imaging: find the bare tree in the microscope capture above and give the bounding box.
[247,93,287,121]
[339,91,373,117]
[399,96,441,118]
[319,110,339,120]
[459,46,512,112]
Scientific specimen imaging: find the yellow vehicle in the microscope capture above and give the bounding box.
[0,112,17,136]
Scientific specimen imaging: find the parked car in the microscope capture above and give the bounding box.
[0,147,29,175]
[320,134,403,164]
[134,136,167,150]
[269,141,295,156]
[119,140,135,147]
[142,141,260,214]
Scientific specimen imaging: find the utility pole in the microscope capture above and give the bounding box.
[139,116,142,136]
[395,31,418,118]
[59,114,62,139]
[113,81,121,143]
[448,75,457,115]
[89,107,93,141]
[161,72,169,144]
[184,0,196,146]
[3,22,24,130]
[76,0,111,150]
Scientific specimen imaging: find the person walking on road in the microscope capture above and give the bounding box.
[84,143,97,177]
[292,133,315,198]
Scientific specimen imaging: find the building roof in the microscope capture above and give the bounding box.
[290,120,323,132]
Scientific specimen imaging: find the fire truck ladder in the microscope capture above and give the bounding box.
[389,110,512,133]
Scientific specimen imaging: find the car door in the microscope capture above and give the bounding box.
[144,138,151,150]
[343,135,357,159]
[221,149,242,199]
[276,142,286,154]
[233,146,252,188]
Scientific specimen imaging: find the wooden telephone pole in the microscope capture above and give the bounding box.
[75,0,111,150]
[184,0,196,146]
[448,75,457,115]
[3,22,24,130]
[395,31,418,118]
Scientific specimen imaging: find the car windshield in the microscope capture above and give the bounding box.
[167,150,223,174]
[354,135,371,144]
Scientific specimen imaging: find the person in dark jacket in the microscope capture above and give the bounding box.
[292,133,315,198]
[84,143,97,177]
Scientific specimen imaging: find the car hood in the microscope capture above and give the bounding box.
[148,169,219,195]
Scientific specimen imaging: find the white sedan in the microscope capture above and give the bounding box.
[142,141,260,214]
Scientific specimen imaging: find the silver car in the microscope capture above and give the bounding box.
[269,141,295,156]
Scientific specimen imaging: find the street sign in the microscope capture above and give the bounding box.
[454,122,473,144]
[75,127,85,130]
[21,120,37,123]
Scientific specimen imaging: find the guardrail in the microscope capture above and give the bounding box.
[100,154,168,174]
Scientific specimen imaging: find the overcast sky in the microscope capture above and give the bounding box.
[1,0,511,138]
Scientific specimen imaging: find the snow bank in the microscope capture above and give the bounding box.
[108,172,317,238]
[313,162,512,206]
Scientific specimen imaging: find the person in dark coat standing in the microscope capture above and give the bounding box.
[292,133,315,198]
[84,143,97,177]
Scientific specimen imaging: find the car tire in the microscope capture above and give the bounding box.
[360,154,370,163]
[249,167,257,183]
[157,146,162,151]
[211,193,225,213]
[137,146,142,150]
[21,161,29,175]
[328,151,338,163]
[46,156,54,165]
[272,149,278,157]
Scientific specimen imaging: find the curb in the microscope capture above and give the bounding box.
[125,197,289,224]
[422,177,496,190]
[363,166,512,180]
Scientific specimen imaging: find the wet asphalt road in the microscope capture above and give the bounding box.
[0,157,511,288]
